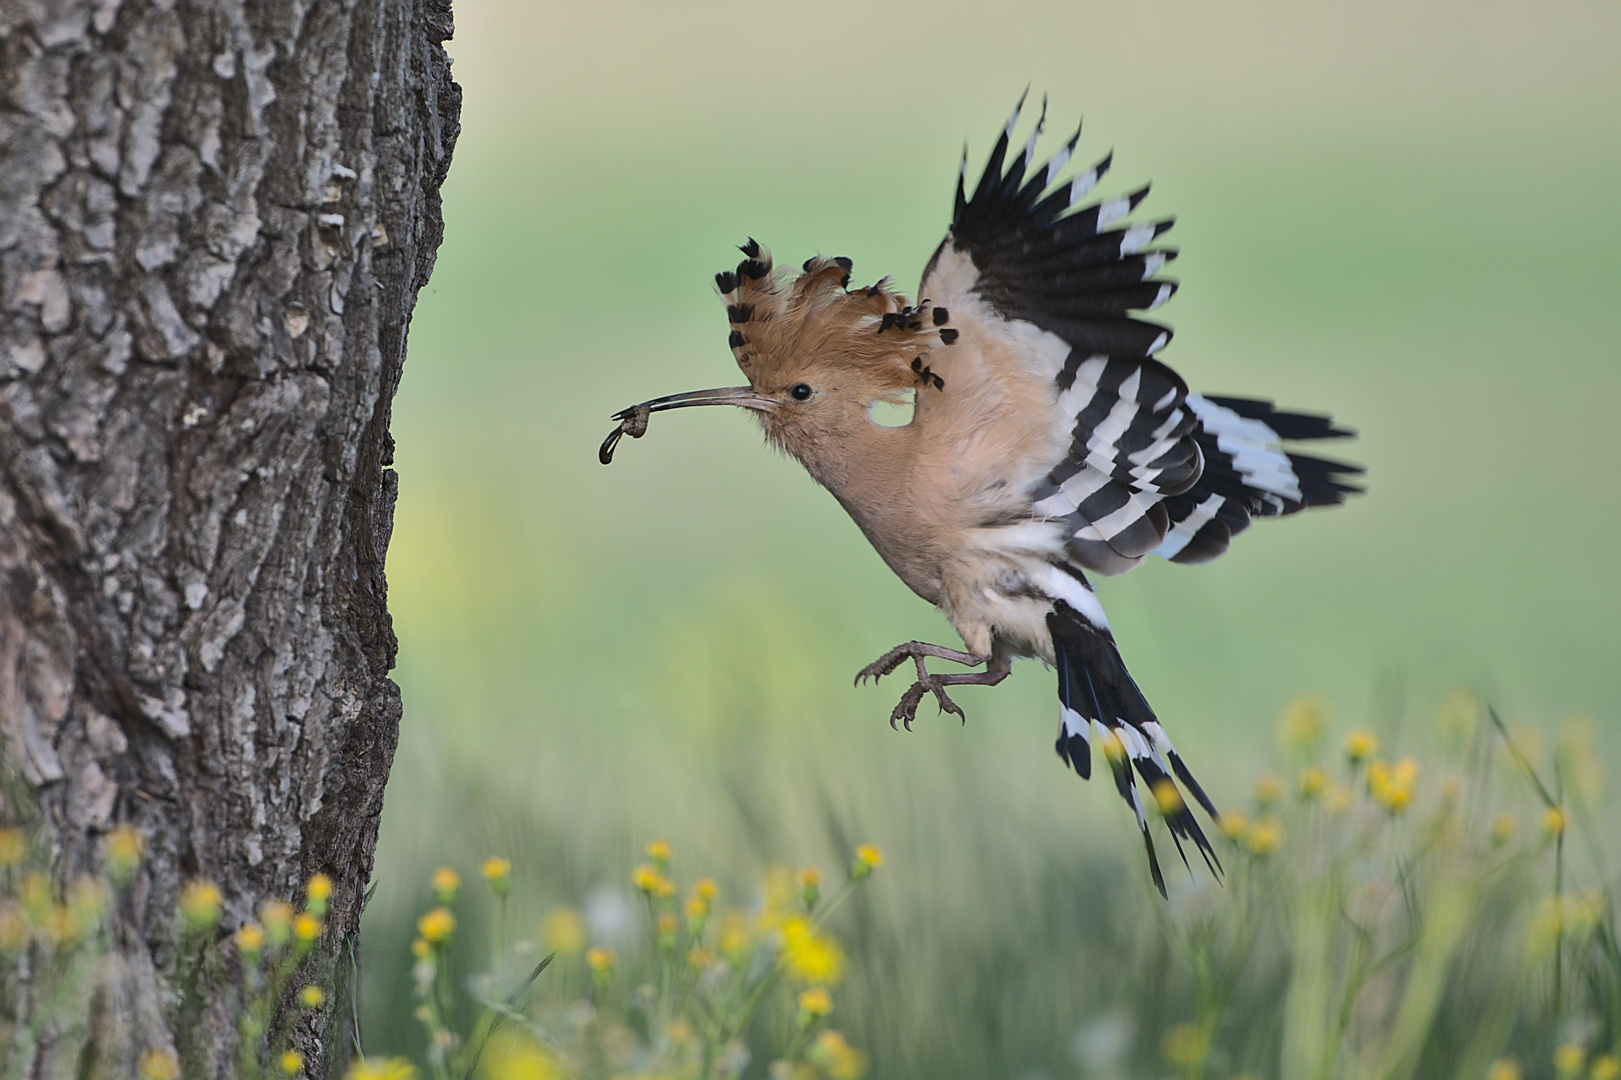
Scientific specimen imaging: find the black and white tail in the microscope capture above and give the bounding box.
[1046,596,1221,897]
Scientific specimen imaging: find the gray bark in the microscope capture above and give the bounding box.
[0,0,458,1072]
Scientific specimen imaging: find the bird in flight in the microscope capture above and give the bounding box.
[601,95,1361,895]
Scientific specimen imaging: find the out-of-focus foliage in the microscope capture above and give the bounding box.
[0,831,334,1078]
[388,843,882,1080]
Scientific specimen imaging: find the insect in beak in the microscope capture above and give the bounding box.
[599,386,776,464]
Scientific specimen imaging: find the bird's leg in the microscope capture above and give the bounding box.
[855,642,1009,730]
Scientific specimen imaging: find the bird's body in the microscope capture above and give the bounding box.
[604,97,1361,895]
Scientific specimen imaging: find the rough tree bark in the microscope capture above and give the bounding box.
[0,0,458,1073]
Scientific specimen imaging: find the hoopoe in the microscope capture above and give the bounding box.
[601,96,1362,895]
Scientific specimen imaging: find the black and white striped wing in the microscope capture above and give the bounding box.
[925,97,1362,575]
[1154,395,1363,564]
[922,96,1199,576]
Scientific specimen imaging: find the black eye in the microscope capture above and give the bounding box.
[789,383,813,401]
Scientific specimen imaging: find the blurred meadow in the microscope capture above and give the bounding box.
[362,2,1621,1076]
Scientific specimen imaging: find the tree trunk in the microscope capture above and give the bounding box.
[0,0,458,1072]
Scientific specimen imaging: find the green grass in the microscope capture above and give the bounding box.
[359,697,1619,1080]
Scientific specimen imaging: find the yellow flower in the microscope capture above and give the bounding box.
[303,873,332,919]
[293,912,323,944]
[1252,772,1284,808]
[1544,806,1568,838]
[1278,696,1329,752]
[298,984,325,1008]
[279,1049,305,1075]
[343,1057,419,1080]
[479,1032,563,1080]
[1299,765,1327,800]
[1162,1023,1208,1069]
[1368,758,1419,813]
[694,878,719,902]
[138,1049,181,1080]
[260,899,294,946]
[482,857,512,894]
[645,839,672,864]
[808,1030,867,1080]
[656,911,679,943]
[685,894,710,922]
[1151,780,1185,815]
[236,922,266,957]
[851,844,884,880]
[1345,729,1378,765]
[1246,817,1283,857]
[1100,731,1126,765]
[1554,1043,1585,1076]
[430,866,460,904]
[1488,813,1516,846]
[104,825,144,880]
[632,864,666,895]
[0,828,25,867]
[410,937,430,959]
[585,944,615,983]
[179,880,223,931]
[1590,1053,1621,1080]
[1218,812,1249,843]
[539,906,586,954]
[416,907,454,943]
[1487,1059,1521,1080]
[799,865,822,908]
[780,915,845,985]
[798,986,833,1019]
[687,945,716,970]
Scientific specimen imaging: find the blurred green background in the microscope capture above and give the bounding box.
[362,1,1621,1075]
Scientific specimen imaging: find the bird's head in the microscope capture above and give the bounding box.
[602,241,946,469]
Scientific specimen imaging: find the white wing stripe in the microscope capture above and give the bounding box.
[1153,493,1224,559]
[1186,394,1302,502]
[1073,494,1151,542]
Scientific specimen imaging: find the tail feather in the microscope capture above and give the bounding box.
[1047,594,1222,897]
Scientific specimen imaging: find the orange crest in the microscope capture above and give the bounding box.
[714,240,949,400]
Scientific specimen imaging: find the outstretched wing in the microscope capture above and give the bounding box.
[921,96,1360,576]
[921,95,1196,575]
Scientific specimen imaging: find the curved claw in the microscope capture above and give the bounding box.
[887,677,967,731]
[889,681,932,731]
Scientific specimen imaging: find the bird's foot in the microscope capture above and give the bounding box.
[855,641,1008,730]
[888,674,967,730]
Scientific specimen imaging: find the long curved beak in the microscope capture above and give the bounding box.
[600,386,776,464]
